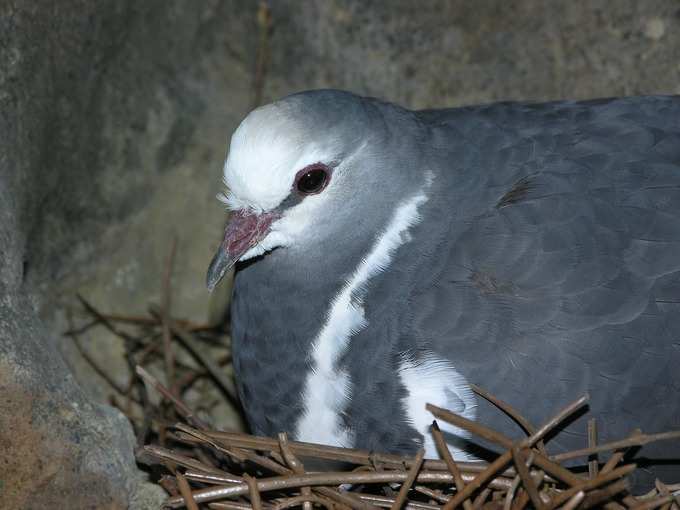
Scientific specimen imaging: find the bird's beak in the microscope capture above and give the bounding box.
[206,209,279,291]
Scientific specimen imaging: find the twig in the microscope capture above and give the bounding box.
[142,445,229,476]
[176,472,199,510]
[431,421,473,510]
[561,491,585,510]
[151,311,240,407]
[391,449,425,510]
[547,464,637,509]
[164,470,513,508]
[245,474,263,510]
[136,365,211,430]
[511,447,544,510]
[588,418,599,479]
[471,384,547,456]
[442,396,589,510]
[552,431,680,463]
[278,432,312,510]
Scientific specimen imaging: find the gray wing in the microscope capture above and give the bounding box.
[407,97,680,482]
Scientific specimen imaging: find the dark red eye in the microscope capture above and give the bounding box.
[295,165,329,195]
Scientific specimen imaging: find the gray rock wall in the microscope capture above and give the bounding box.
[1,1,678,507]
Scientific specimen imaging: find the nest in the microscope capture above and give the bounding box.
[64,245,680,510]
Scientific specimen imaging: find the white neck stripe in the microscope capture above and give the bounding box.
[294,183,431,447]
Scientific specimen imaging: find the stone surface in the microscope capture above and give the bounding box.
[1,0,679,508]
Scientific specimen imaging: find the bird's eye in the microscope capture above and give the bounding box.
[295,165,329,195]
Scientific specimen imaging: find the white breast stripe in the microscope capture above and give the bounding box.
[398,354,477,460]
[295,186,431,447]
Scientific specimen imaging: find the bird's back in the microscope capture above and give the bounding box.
[398,96,680,484]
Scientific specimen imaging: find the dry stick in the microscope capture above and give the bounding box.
[588,418,599,479]
[176,472,200,510]
[188,426,374,510]
[142,445,229,476]
[511,447,545,510]
[209,502,255,510]
[472,488,491,510]
[428,403,582,488]
[165,471,512,508]
[182,466,511,492]
[503,476,522,510]
[510,489,529,510]
[599,430,639,475]
[136,365,211,430]
[413,486,449,504]
[278,433,312,510]
[76,294,143,344]
[174,424,249,466]
[69,328,132,399]
[67,307,150,442]
[354,494,440,510]
[244,474,264,510]
[161,237,178,393]
[431,421,473,510]
[272,494,337,510]
[471,384,547,456]
[581,479,630,510]
[155,314,240,407]
[439,395,590,510]
[391,449,425,510]
[551,431,680,463]
[561,491,585,510]
[201,430,495,474]
[546,464,637,510]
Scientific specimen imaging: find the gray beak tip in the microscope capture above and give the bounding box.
[206,247,233,292]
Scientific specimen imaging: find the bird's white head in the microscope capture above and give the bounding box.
[206,90,421,291]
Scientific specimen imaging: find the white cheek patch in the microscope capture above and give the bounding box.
[398,354,478,460]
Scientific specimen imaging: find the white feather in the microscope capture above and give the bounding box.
[398,354,477,460]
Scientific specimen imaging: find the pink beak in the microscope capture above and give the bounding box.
[206,209,279,291]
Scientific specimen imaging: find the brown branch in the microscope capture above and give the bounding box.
[472,487,491,510]
[588,418,599,479]
[278,432,312,510]
[272,494,336,510]
[152,313,240,407]
[551,431,680,463]
[391,449,425,510]
[136,365,211,430]
[546,464,636,509]
[198,430,506,476]
[511,447,545,510]
[561,490,585,510]
[430,421,473,510]
[176,472,199,510]
[165,470,512,508]
[354,493,441,510]
[581,479,630,509]
[245,474,263,510]
[470,384,547,456]
[427,403,513,450]
[142,445,228,476]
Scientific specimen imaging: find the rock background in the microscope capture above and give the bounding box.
[1,1,679,508]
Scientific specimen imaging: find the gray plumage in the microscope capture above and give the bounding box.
[219,90,680,487]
